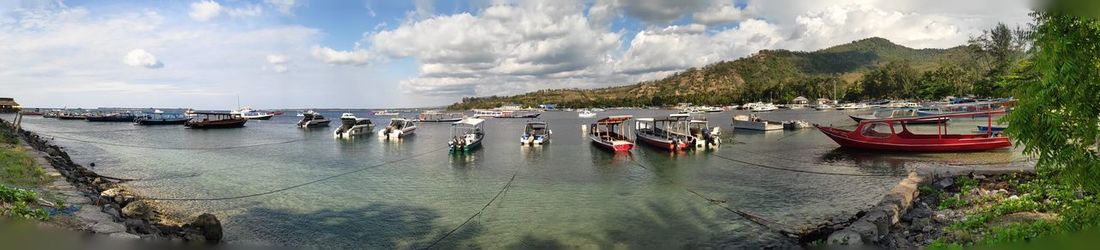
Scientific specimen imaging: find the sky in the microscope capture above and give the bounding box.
[0,0,1034,109]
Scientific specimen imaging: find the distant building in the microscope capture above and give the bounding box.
[0,97,20,113]
[791,96,809,105]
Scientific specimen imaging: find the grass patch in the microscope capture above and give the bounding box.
[0,145,50,187]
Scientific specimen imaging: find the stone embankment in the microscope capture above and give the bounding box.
[5,118,222,244]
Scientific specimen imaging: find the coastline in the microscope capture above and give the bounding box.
[1,117,222,244]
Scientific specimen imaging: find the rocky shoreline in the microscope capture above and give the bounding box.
[5,119,222,244]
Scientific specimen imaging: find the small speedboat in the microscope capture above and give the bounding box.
[373,110,399,116]
[236,107,274,120]
[297,111,331,128]
[520,120,551,146]
[578,110,596,118]
[379,118,417,139]
[449,118,485,152]
[733,114,783,131]
[334,113,374,139]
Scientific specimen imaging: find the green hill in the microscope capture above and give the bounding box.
[449,37,982,110]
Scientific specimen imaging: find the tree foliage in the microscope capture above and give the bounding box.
[1004,11,1100,193]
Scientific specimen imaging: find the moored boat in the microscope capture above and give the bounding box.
[449,118,485,152]
[732,114,784,131]
[417,111,464,122]
[57,112,87,120]
[589,115,634,152]
[850,109,949,125]
[686,115,722,149]
[815,110,1012,152]
[297,111,331,128]
[373,110,399,116]
[379,118,417,139]
[977,125,1007,133]
[520,120,551,146]
[334,113,374,138]
[634,116,692,151]
[578,110,596,118]
[185,112,247,129]
[236,107,274,120]
[85,112,137,122]
[134,112,188,125]
[18,108,44,116]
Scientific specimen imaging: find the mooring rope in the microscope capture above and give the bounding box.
[138,146,448,201]
[38,132,305,150]
[423,171,518,249]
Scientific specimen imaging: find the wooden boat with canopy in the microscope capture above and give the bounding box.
[184,112,247,129]
[589,115,634,152]
[634,115,693,151]
[815,110,1011,152]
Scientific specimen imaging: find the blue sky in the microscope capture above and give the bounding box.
[0,0,1032,109]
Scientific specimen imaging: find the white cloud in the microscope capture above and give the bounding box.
[123,49,164,69]
[227,4,263,18]
[189,0,222,21]
[693,0,748,25]
[266,54,288,73]
[264,0,297,15]
[372,2,621,96]
[311,46,372,66]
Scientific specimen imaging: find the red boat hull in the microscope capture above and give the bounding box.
[815,125,1012,152]
[590,135,634,152]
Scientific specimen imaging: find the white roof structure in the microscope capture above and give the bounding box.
[454,117,485,126]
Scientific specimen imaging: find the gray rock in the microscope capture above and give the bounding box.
[102,205,121,219]
[108,232,141,240]
[91,222,126,234]
[124,219,154,234]
[848,220,879,243]
[185,213,222,243]
[903,202,933,222]
[121,200,152,219]
[910,218,931,231]
[827,229,863,245]
[933,178,954,189]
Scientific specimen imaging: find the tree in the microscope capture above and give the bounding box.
[860,61,920,99]
[1005,11,1100,195]
[969,22,1033,97]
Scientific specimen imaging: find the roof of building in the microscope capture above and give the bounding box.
[0,97,19,106]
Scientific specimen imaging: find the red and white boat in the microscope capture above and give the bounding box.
[815,110,1011,152]
[590,115,634,152]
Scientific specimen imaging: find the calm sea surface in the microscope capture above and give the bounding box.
[4,109,1027,248]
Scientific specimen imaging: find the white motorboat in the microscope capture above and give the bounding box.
[373,110,399,116]
[334,113,374,139]
[686,116,722,149]
[578,110,597,118]
[297,110,331,128]
[750,103,778,112]
[473,109,502,118]
[733,114,784,131]
[379,118,417,139]
[815,104,834,111]
[520,120,552,145]
[235,107,274,120]
[449,118,485,152]
[835,103,867,110]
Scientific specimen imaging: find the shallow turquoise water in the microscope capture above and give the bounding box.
[6,109,1026,248]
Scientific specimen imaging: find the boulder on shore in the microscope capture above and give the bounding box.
[121,200,152,219]
[184,213,223,244]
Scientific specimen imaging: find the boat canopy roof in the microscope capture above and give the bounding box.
[453,118,485,126]
[596,115,633,124]
[862,110,1006,124]
[190,111,235,115]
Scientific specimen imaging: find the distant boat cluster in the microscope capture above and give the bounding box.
[18,97,1015,155]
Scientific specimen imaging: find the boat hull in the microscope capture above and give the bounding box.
[86,116,136,122]
[849,115,948,125]
[733,120,783,131]
[634,131,688,151]
[589,135,633,152]
[299,120,331,128]
[243,115,273,120]
[815,125,1012,152]
[335,125,374,138]
[450,138,483,152]
[185,119,247,129]
[135,119,188,125]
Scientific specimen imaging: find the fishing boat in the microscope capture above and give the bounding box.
[235,107,274,120]
[417,111,464,122]
[57,112,87,120]
[18,108,44,116]
[185,112,247,129]
[520,120,552,146]
[42,110,60,118]
[334,113,374,139]
[449,118,485,152]
[85,112,137,122]
[850,109,949,125]
[634,116,693,151]
[589,115,634,152]
[379,118,417,139]
[373,110,399,116]
[815,110,1012,152]
[498,110,540,118]
[297,111,331,128]
[578,110,597,118]
[732,114,784,131]
[134,112,188,125]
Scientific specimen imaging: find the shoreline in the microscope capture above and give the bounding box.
[1,117,222,244]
